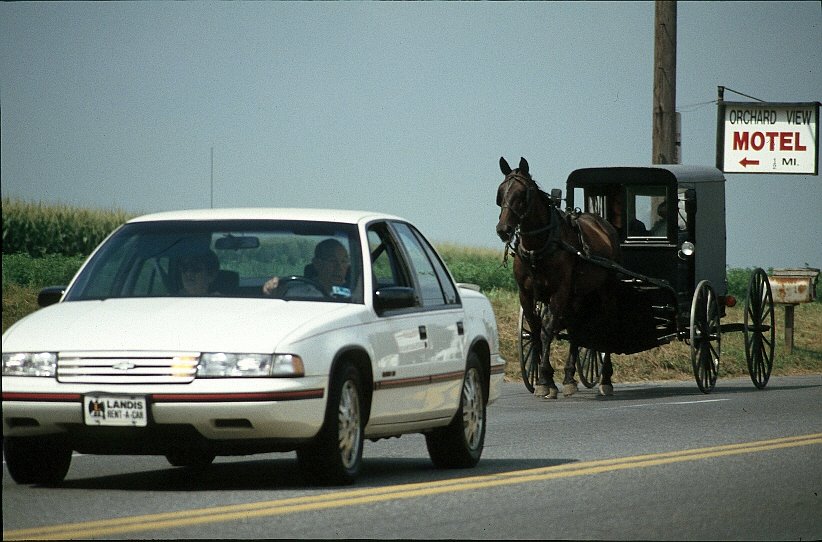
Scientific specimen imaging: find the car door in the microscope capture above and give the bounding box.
[366,222,434,427]
[388,222,466,420]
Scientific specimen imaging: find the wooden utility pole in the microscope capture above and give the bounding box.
[652,1,677,164]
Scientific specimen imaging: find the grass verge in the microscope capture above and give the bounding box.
[487,288,820,385]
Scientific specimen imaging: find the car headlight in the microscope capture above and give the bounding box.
[196,353,304,378]
[2,352,58,377]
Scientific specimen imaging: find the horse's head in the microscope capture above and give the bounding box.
[496,156,534,243]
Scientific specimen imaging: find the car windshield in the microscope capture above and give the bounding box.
[64,219,364,303]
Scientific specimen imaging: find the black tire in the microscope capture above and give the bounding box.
[425,353,486,469]
[690,280,721,393]
[165,449,216,468]
[297,363,364,485]
[519,302,547,393]
[4,435,72,485]
[575,347,604,389]
[744,268,775,389]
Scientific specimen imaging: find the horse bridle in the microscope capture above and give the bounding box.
[498,172,537,222]
[498,172,557,236]
[498,171,566,269]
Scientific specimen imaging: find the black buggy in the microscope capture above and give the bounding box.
[518,165,775,394]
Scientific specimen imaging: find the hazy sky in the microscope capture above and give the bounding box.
[1,1,820,270]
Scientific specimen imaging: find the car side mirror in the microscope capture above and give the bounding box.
[38,286,66,308]
[374,287,417,313]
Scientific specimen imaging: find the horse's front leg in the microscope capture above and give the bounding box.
[562,342,579,397]
[534,309,558,399]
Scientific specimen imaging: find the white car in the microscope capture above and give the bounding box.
[2,208,504,485]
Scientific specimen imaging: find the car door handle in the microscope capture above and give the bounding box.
[457,321,464,335]
[418,325,427,341]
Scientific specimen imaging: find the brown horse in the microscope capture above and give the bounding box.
[496,157,621,398]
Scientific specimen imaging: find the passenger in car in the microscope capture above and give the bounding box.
[262,239,350,297]
[179,250,221,296]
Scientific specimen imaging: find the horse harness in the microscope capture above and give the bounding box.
[499,172,592,270]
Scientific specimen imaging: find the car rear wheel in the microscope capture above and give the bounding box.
[297,362,364,485]
[425,352,486,468]
[165,448,216,468]
[4,435,72,485]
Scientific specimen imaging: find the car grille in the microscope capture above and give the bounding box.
[57,351,199,384]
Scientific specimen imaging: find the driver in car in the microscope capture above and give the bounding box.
[262,239,350,298]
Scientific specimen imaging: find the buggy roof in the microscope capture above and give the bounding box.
[566,165,725,187]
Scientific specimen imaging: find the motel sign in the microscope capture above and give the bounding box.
[717,101,819,175]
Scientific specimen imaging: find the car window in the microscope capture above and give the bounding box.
[65,220,363,303]
[391,222,452,307]
[367,223,411,290]
[405,224,459,305]
[132,255,174,296]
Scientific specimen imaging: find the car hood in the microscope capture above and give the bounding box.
[2,297,365,353]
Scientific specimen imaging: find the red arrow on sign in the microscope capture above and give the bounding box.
[739,157,760,167]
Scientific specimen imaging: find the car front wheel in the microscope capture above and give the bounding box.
[4,435,72,485]
[425,352,486,468]
[297,362,364,485]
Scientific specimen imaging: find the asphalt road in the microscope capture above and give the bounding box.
[3,375,821,540]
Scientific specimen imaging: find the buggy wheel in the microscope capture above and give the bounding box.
[690,280,721,393]
[575,347,604,388]
[519,302,548,393]
[744,268,775,389]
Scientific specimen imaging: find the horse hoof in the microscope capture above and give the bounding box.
[599,384,614,396]
[563,383,578,397]
[534,385,551,397]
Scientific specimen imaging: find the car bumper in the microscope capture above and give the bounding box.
[2,376,327,444]
[488,354,506,404]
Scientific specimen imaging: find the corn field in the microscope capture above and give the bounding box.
[2,197,134,257]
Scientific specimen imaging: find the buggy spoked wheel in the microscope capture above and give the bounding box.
[575,347,604,389]
[519,302,548,393]
[744,268,775,389]
[690,280,721,393]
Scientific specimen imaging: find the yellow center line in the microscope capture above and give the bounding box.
[5,433,821,540]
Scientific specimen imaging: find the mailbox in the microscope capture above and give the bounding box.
[769,268,819,304]
[768,267,819,354]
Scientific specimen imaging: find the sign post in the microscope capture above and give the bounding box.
[716,95,819,175]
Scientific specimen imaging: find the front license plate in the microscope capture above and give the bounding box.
[84,395,148,427]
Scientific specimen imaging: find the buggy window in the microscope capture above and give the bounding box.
[626,186,668,238]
